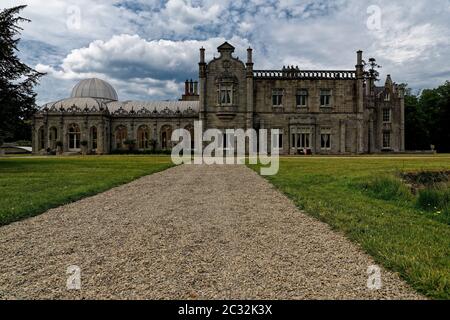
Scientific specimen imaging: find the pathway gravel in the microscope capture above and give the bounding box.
[0,164,422,299]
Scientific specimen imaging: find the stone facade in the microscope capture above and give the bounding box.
[33,42,404,155]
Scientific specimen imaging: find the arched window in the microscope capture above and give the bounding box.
[90,127,98,151]
[115,126,127,149]
[68,124,81,151]
[38,126,45,150]
[49,127,58,150]
[137,125,150,149]
[160,125,172,150]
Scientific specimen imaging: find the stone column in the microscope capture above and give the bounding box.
[340,120,346,154]
[369,118,375,154]
[63,124,68,152]
[399,88,405,152]
[98,120,105,154]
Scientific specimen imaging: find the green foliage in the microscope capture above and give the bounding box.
[123,139,136,145]
[402,170,450,186]
[360,175,413,202]
[0,5,45,144]
[404,81,450,152]
[110,149,172,155]
[417,187,450,209]
[13,140,31,146]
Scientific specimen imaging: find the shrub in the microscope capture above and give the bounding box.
[80,140,88,146]
[14,140,32,146]
[402,170,450,186]
[360,176,413,201]
[109,149,172,155]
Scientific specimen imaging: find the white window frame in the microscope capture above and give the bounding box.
[320,89,332,107]
[320,128,332,150]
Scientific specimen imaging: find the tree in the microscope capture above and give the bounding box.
[0,5,44,145]
[403,81,450,152]
[403,86,429,150]
[364,57,382,81]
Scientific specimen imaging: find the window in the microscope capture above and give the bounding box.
[385,93,391,101]
[185,125,195,150]
[68,124,81,151]
[115,126,127,149]
[161,125,172,149]
[320,89,332,107]
[296,89,308,107]
[299,133,310,148]
[219,85,233,105]
[273,131,283,149]
[320,129,331,150]
[291,127,312,150]
[382,108,391,123]
[137,125,149,149]
[272,89,283,106]
[383,132,391,148]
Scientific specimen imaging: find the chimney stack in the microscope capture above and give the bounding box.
[200,47,205,64]
[184,80,189,95]
[194,81,198,95]
[247,47,253,64]
[357,50,363,66]
[356,50,364,79]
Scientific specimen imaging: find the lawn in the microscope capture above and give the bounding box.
[0,156,173,226]
[250,156,450,299]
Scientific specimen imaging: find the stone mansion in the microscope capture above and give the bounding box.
[33,42,405,155]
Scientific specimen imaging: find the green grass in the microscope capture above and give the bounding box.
[250,156,450,299]
[0,155,174,226]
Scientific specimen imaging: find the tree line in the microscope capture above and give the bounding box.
[404,81,450,152]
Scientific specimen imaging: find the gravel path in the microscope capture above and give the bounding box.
[0,164,422,299]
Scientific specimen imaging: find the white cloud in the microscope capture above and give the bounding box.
[35,34,251,102]
[4,0,449,103]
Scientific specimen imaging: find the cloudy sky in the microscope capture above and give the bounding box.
[2,0,450,104]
